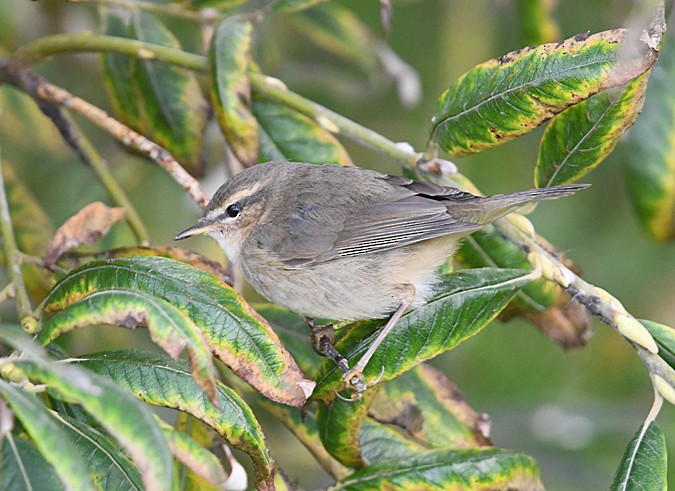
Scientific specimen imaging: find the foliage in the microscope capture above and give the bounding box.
[0,1,673,490]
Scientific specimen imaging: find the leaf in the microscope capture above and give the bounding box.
[624,27,675,241]
[0,381,96,491]
[72,349,273,484]
[101,9,143,130]
[431,28,658,156]
[517,0,560,45]
[209,17,259,166]
[95,245,232,284]
[252,92,352,165]
[313,268,534,400]
[260,400,350,479]
[458,226,590,348]
[38,288,218,402]
[130,11,208,172]
[188,0,246,9]
[458,225,557,311]
[290,3,379,72]
[44,201,126,268]
[0,327,173,491]
[315,390,379,468]
[642,320,675,370]
[0,160,54,298]
[155,417,229,487]
[329,447,543,491]
[358,418,429,465]
[609,421,666,491]
[255,303,324,378]
[536,75,649,187]
[368,364,490,450]
[275,0,329,13]
[14,361,173,491]
[41,256,313,406]
[53,413,144,490]
[1,434,65,491]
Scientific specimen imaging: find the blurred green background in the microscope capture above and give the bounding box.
[1,0,674,490]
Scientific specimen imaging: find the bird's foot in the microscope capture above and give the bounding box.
[335,366,385,403]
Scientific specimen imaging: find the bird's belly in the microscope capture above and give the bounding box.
[242,236,460,321]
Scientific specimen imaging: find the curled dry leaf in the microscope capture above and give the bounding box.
[44,202,125,268]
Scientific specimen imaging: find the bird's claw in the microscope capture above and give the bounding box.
[334,366,386,403]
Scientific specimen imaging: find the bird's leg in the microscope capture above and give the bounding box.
[303,316,337,356]
[343,284,416,396]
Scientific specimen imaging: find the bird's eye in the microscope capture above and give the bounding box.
[225,203,241,218]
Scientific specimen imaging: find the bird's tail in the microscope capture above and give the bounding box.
[455,183,589,224]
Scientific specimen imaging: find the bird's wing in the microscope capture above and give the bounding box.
[330,195,483,258]
[264,175,484,266]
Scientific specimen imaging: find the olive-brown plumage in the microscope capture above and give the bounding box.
[176,161,586,395]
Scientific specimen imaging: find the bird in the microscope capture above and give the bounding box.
[176,161,586,398]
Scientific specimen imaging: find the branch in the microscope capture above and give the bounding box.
[28,98,151,244]
[0,56,209,209]
[13,34,426,169]
[67,0,223,24]
[7,32,672,396]
[248,73,424,168]
[14,33,206,70]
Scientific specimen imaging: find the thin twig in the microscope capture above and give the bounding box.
[13,33,425,169]
[248,73,424,168]
[14,33,206,70]
[36,100,151,244]
[6,34,673,396]
[67,0,223,24]
[0,57,209,208]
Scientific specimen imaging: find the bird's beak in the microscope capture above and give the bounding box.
[175,220,217,240]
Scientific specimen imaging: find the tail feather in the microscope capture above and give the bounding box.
[454,183,589,224]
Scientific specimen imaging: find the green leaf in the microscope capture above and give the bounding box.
[260,400,350,479]
[369,364,490,449]
[14,361,173,491]
[1,160,54,298]
[255,303,324,378]
[100,9,143,130]
[188,0,246,9]
[0,328,172,491]
[41,256,311,406]
[290,3,379,72]
[536,75,649,187]
[72,349,273,484]
[609,421,666,491]
[315,391,378,468]
[313,268,534,399]
[517,0,560,45]
[358,419,429,464]
[1,434,64,491]
[53,413,144,490]
[330,447,543,491]
[624,28,675,241]
[275,0,329,13]
[253,92,352,165]
[209,17,258,166]
[458,225,556,312]
[642,320,675,370]
[155,417,228,487]
[130,11,208,172]
[0,381,96,491]
[38,288,218,402]
[431,29,658,156]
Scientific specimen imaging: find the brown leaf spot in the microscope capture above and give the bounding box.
[45,202,125,268]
